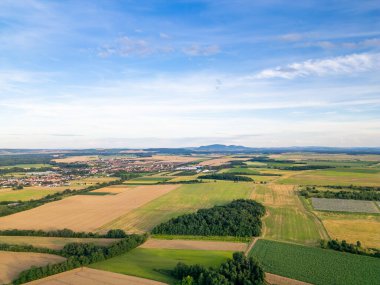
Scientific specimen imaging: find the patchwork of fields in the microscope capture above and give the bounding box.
[0,184,180,232]
[311,197,379,213]
[99,181,255,233]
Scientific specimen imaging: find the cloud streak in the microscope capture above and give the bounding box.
[255,53,380,79]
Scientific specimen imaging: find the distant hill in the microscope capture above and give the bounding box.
[191,144,253,152]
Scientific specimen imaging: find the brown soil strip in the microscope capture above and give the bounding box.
[265,273,313,285]
[140,238,247,251]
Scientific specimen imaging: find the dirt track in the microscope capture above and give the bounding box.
[0,251,65,284]
[0,184,180,232]
[265,273,313,285]
[24,267,167,285]
[140,238,248,251]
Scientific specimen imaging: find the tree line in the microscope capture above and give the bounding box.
[299,188,380,201]
[12,233,147,284]
[173,252,265,285]
[320,239,380,258]
[198,173,253,182]
[152,199,265,237]
[0,228,127,238]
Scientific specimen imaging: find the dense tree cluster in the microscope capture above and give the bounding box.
[0,154,52,167]
[0,228,126,238]
[322,185,380,192]
[152,200,265,237]
[12,234,147,284]
[320,239,380,258]
[277,165,333,171]
[299,188,380,201]
[173,252,265,285]
[0,167,53,175]
[198,174,253,182]
[0,243,58,255]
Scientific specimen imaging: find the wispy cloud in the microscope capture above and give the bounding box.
[182,44,220,56]
[255,53,380,79]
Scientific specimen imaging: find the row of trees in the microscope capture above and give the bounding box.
[0,228,127,238]
[152,199,265,237]
[299,189,380,201]
[198,174,253,182]
[320,239,380,258]
[322,185,380,192]
[13,233,147,284]
[173,252,265,285]
[0,242,59,255]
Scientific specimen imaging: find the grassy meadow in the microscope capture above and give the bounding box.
[90,248,232,284]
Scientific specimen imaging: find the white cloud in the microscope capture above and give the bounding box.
[255,53,380,79]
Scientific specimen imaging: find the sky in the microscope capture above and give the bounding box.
[0,0,380,148]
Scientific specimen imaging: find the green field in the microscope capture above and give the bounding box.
[0,163,52,169]
[90,248,232,284]
[264,206,324,244]
[124,176,170,185]
[222,167,260,175]
[0,188,62,202]
[250,239,380,285]
[99,181,254,233]
[279,168,380,186]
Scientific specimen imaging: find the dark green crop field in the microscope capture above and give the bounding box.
[249,239,380,285]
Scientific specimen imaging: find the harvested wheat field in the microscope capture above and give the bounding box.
[265,273,312,285]
[92,185,133,194]
[140,238,248,251]
[0,251,65,284]
[0,184,180,232]
[24,267,167,285]
[53,155,99,163]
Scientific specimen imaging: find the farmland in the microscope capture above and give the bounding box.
[0,184,180,232]
[0,235,118,250]
[90,248,233,284]
[24,268,167,285]
[249,239,380,285]
[0,251,65,284]
[311,197,379,213]
[100,181,255,233]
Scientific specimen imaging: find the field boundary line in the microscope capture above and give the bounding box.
[244,237,259,256]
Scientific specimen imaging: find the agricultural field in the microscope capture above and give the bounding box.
[25,268,167,285]
[140,238,248,251]
[311,198,380,213]
[0,251,65,284]
[198,156,250,166]
[90,248,233,284]
[0,176,119,202]
[0,163,52,169]
[0,235,118,250]
[100,181,255,233]
[249,239,380,285]
[279,168,380,186]
[124,176,170,185]
[250,184,326,244]
[53,155,99,163]
[0,184,180,232]
[316,212,380,248]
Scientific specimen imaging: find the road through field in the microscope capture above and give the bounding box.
[0,184,180,232]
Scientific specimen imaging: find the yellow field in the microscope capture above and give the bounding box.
[198,156,250,166]
[24,267,167,285]
[0,251,65,284]
[317,212,380,248]
[0,236,118,250]
[0,184,180,232]
[53,156,99,163]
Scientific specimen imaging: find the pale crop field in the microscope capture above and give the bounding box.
[53,155,99,163]
[198,156,250,166]
[25,267,166,285]
[0,251,65,284]
[100,181,255,233]
[317,212,380,248]
[311,198,379,213]
[0,184,180,232]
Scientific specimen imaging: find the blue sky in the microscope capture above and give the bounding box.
[1,0,380,148]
